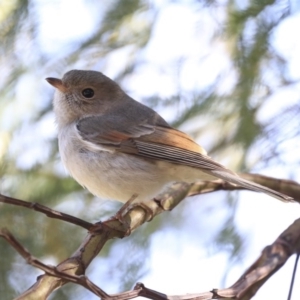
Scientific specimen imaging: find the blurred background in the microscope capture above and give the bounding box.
[1,0,300,299]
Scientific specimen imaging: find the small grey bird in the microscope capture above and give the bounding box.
[46,70,292,203]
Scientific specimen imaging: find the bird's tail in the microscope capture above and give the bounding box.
[205,169,293,202]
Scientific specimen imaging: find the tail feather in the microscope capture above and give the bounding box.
[205,169,293,202]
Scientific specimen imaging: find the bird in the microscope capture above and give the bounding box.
[46,70,292,203]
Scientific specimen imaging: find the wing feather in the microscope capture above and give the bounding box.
[77,116,292,202]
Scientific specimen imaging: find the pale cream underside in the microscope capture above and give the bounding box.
[59,124,216,202]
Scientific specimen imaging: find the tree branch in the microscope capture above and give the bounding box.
[2,216,300,299]
[0,194,93,229]
[0,173,299,299]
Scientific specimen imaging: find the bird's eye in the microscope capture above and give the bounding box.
[81,88,94,98]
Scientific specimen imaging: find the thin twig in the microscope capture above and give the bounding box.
[0,194,93,229]
[287,253,299,300]
[0,228,111,298]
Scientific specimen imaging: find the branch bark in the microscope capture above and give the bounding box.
[2,217,300,299]
[0,173,299,299]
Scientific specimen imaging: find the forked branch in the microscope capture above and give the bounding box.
[0,173,299,299]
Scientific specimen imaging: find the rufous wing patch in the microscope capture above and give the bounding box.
[138,126,207,155]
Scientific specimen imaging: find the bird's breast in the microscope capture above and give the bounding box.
[57,125,176,202]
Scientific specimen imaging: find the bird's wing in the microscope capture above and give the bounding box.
[76,115,154,149]
[76,115,213,167]
[77,115,292,202]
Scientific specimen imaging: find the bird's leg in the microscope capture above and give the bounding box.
[113,194,138,224]
[90,195,138,237]
[93,195,156,237]
[100,194,138,236]
[112,195,156,235]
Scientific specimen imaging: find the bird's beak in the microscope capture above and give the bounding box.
[46,77,68,93]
